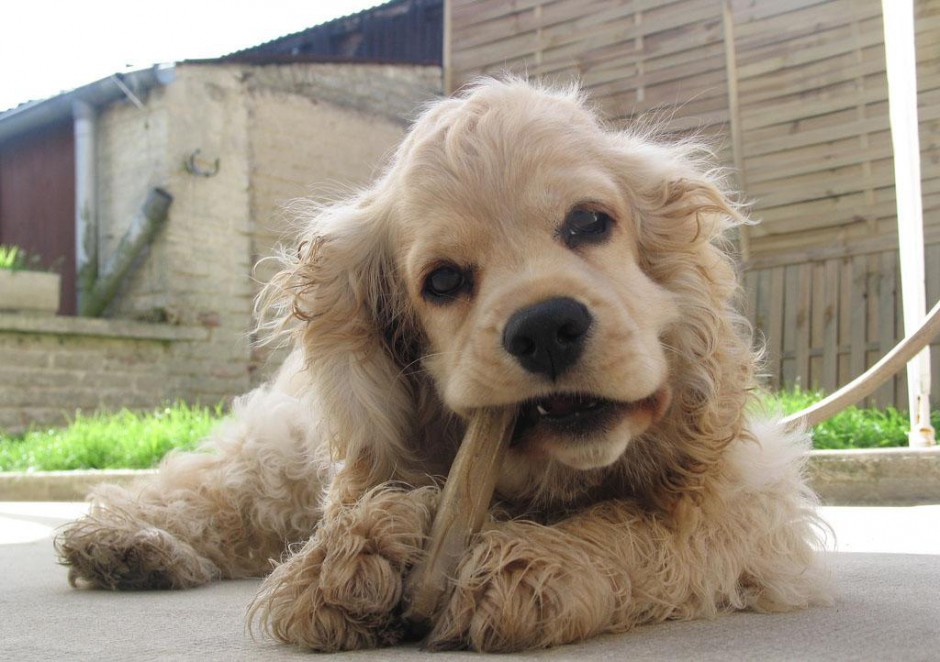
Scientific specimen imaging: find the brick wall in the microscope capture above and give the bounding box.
[0,315,206,432]
[244,63,440,381]
[3,62,441,433]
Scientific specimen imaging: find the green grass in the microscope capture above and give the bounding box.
[762,387,940,450]
[0,402,225,472]
[0,390,935,472]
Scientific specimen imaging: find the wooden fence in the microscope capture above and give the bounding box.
[448,0,940,407]
[744,242,940,406]
[448,0,940,257]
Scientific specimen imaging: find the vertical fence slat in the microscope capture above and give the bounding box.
[838,257,854,387]
[867,253,884,406]
[767,266,786,390]
[896,254,910,411]
[927,243,940,409]
[876,251,899,406]
[745,243,936,409]
[755,267,772,377]
[849,255,869,395]
[795,263,812,390]
[811,261,829,390]
[821,258,840,393]
[782,264,800,386]
[744,268,759,329]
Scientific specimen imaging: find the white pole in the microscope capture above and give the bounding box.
[881,0,935,447]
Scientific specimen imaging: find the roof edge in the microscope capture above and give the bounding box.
[0,65,176,143]
[222,0,396,59]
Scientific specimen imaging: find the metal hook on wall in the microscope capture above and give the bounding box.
[185,149,220,178]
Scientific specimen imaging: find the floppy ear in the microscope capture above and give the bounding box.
[610,135,757,501]
[262,194,420,487]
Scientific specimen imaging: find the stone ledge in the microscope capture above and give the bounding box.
[807,446,940,505]
[0,469,156,501]
[0,314,208,342]
[1,449,939,503]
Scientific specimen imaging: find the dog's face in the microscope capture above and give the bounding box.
[391,84,679,472]
[279,78,747,500]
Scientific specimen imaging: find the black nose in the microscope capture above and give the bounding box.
[502,297,593,379]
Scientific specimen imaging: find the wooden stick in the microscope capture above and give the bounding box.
[403,406,516,628]
[784,298,940,431]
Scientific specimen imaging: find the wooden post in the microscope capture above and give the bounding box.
[881,0,935,446]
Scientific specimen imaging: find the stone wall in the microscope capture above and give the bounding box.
[3,61,441,433]
[95,64,257,402]
[244,63,439,381]
[0,315,206,432]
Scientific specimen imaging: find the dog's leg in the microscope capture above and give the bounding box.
[250,480,439,652]
[55,388,328,590]
[427,492,829,652]
[425,514,623,652]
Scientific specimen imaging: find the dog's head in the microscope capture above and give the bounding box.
[266,78,754,508]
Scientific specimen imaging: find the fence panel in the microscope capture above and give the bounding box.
[448,0,940,408]
[745,244,939,407]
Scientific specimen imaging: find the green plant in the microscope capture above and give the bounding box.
[761,386,940,449]
[0,244,49,272]
[0,402,226,472]
[2,391,936,472]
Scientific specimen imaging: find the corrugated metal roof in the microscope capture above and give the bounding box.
[224,0,442,66]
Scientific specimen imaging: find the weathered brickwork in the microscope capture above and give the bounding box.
[0,316,205,432]
[245,64,438,381]
[3,62,441,432]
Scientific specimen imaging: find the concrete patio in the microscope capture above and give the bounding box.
[1,501,939,661]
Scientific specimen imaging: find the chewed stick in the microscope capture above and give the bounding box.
[403,406,516,628]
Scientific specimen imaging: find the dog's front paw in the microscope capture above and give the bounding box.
[251,484,438,652]
[250,536,394,651]
[55,510,220,590]
[427,523,621,652]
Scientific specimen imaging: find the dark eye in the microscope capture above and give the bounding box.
[562,209,613,247]
[423,264,470,302]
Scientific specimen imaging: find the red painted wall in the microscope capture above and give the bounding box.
[0,121,76,314]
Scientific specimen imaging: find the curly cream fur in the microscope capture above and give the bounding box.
[56,77,830,652]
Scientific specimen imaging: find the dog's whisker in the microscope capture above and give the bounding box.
[395,349,465,381]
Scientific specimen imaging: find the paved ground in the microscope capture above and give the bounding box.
[2,502,939,661]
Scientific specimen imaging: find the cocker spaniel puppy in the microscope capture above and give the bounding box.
[56,78,830,653]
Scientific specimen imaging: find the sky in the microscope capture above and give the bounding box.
[0,0,387,112]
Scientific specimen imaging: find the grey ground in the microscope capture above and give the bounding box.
[2,502,939,661]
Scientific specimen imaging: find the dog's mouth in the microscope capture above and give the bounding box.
[511,390,667,444]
